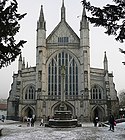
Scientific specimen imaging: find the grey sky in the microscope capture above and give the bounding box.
[0,0,125,99]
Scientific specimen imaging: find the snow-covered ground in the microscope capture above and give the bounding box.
[0,120,125,140]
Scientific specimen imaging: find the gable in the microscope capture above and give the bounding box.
[47,21,80,46]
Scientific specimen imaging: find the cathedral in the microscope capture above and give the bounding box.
[7,1,119,122]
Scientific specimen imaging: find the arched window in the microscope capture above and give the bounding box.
[48,51,78,96]
[91,85,103,100]
[25,86,35,100]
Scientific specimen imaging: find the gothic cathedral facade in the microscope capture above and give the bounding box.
[7,1,119,122]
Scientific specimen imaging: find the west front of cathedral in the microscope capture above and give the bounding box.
[7,1,119,122]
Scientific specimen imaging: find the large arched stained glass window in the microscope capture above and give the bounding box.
[48,51,78,96]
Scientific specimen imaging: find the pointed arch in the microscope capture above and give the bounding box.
[51,101,75,117]
[91,105,105,122]
[21,105,35,118]
[46,49,80,65]
[47,50,80,96]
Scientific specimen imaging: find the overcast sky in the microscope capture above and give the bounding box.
[0,0,125,99]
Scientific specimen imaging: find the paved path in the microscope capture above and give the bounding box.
[0,121,125,140]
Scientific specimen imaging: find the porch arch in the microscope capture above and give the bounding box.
[21,105,35,118]
[91,105,105,122]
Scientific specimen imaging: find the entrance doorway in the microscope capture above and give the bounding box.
[24,107,33,118]
[91,106,104,122]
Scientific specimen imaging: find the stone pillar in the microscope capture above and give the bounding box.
[60,65,65,111]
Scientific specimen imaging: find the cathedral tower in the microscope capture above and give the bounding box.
[79,6,91,121]
[80,6,90,98]
[36,5,47,97]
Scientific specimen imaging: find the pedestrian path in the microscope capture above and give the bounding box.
[0,120,125,140]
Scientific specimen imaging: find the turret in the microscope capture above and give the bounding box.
[80,6,90,71]
[37,5,46,47]
[18,54,22,71]
[103,52,110,99]
[22,57,25,70]
[26,62,28,68]
[103,51,108,72]
[80,7,89,29]
[80,6,89,47]
[36,5,47,119]
[61,0,66,21]
[36,5,47,101]
[80,5,90,101]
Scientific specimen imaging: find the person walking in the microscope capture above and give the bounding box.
[1,115,5,122]
[108,114,115,132]
[31,118,35,127]
[40,118,43,126]
[93,117,99,127]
